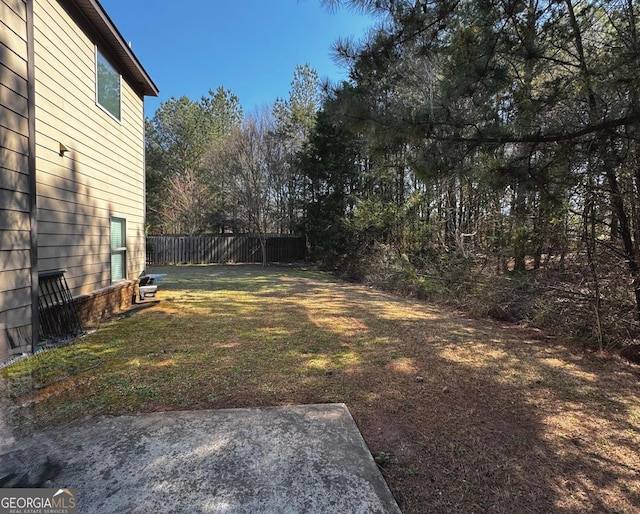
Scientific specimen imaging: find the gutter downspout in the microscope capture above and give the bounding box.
[26,0,39,353]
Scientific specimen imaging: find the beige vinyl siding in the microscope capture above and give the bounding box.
[0,0,32,354]
[33,0,146,296]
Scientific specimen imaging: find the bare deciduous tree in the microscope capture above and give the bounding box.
[161,169,213,235]
[225,110,278,265]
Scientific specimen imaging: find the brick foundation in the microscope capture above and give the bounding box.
[74,280,138,326]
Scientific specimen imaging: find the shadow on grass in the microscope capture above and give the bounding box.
[3,264,639,513]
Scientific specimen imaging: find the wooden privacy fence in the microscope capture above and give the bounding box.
[146,235,306,265]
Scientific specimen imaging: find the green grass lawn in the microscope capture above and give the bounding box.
[2,264,639,513]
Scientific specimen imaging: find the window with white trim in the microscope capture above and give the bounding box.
[96,48,121,121]
[110,217,126,282]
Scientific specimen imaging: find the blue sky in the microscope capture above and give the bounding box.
[98,1,374,118]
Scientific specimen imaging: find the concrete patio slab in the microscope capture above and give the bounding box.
[0,404,401,513]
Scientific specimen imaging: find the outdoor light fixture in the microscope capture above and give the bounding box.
[59,143,69,156]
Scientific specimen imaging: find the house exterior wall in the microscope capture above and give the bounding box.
[1,0,154,358]
[0,0,33,357]
[33,0,146,297]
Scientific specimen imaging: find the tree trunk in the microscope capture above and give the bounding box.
[259,233,268,267]
[583,194,604,351]
[445,175,457,253]
[512,183,527,273]
[607,167,640,321]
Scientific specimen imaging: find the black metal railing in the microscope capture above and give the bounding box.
[38,270,83,343]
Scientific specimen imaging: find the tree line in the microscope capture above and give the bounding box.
[146,0,640,349]
[145,68,319,236]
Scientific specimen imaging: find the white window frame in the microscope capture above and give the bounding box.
[110,217,127,282]
[95,47,122,122]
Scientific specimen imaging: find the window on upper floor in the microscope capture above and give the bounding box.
[96,48,121,121]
